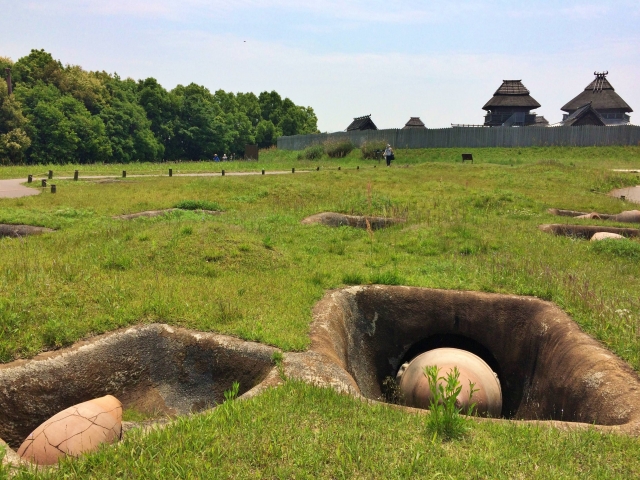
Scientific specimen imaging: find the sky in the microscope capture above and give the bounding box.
[1,1,639,132]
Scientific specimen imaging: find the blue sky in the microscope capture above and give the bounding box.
[2,1,639,131]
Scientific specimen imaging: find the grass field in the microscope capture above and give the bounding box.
[2,146,640,478]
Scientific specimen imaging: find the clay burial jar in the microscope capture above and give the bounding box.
[591,232,625,241]
[397,348,502,418]
[17,395,122,465]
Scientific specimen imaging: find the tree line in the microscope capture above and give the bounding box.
[0,49,318,165]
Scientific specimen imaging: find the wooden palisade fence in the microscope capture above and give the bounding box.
[277,125,640,150]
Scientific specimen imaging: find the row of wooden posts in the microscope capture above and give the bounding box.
[25,164,378,193]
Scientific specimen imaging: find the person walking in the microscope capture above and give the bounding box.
[384,144,394,166]
[214,153,220,162]
[222,154,228,162]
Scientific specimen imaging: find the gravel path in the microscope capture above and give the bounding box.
[0,170,310,199]
[0,179,42,199]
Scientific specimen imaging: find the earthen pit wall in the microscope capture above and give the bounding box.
[0,325,277,449]
[309,286,640,431]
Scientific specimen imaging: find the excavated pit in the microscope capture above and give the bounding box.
[301,212,404,230]
[114,209,221,220]
[308,286,640,433]
[539,223,640,240]
[548,208,640,223]
[0,324,278,450]
[0,224,55,238]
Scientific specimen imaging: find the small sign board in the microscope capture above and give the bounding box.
[245,145,259,161]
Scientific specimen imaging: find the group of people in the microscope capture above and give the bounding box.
[213,154,234,162]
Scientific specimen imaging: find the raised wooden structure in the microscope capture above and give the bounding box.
[346,115,377,132]
[482,80,541,127]
[561,72,632,125]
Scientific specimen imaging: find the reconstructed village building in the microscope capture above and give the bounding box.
[561,72,632,125]
[482,80,541,127]
[346,115,378,131]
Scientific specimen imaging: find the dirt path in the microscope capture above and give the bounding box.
[0,179,42,199]
[0,170,310,199]
[610,185,640,204]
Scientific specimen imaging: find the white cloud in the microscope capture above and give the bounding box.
[142,31,640,131]
[23,0,482,24]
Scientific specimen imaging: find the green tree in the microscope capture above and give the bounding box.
[16,82,111,164]
[98,76,164,162]
[0,77,30,164]
[171,83,228,160]
[258,90,283,125]
[12,49,64,88]
[255,119,281,148]
[137,77,179,149]
[237,92,262,127]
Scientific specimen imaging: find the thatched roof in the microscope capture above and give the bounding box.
[482,80,541,110]
[561,102,606,127]
[533,116,549,127]
[402,117,426,129]
[561,73,632,113]
[346,115,378,131]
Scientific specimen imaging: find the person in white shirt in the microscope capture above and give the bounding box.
[384,144,394,166]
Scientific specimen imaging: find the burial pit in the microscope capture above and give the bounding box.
[0,224,55,238]
[539,223,640,240]
[301,212,404,230]
[0,324,278,451]
[307,285,640,433]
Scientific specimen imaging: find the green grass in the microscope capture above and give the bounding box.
[6,381,640,479]
[2,145,640,179]
[1,146,640,477]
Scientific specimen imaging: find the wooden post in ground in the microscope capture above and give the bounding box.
[41,179,47,187]
[262,170,265,175]
[50,185,56,194]
[222,170,225,176]
[74,170,79,181]
[122,170,126,178]
[27,175,32,183]
[48,170,53,179]
[169,168,173,177]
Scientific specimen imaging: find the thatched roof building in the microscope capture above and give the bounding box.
[561,72,632,125]
[402,117,426,129]
[346,115,377,131]
[534,116,549,127]
[482,80,541,127]
[560,102,606,127]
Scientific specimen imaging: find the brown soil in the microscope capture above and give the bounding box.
[301,212,404,230]
[539,223,640,239]
[114,209,221,220]
[0,324,278,449]
[0,224,55,238]
[306,286,640,434]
